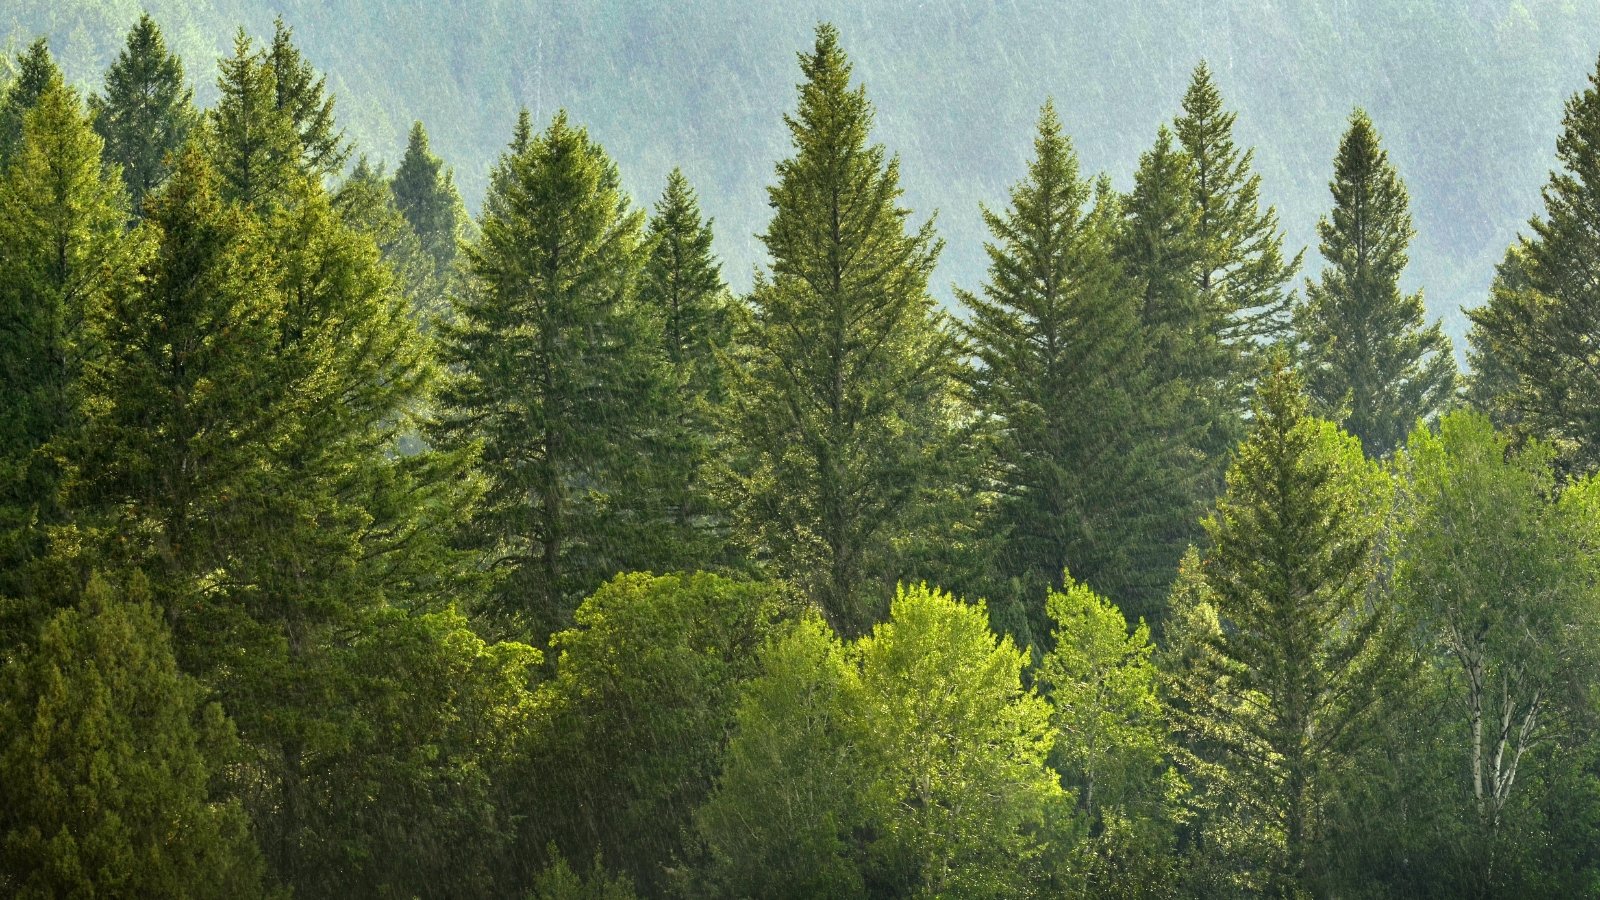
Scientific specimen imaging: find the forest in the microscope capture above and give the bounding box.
[2,9,1600,899]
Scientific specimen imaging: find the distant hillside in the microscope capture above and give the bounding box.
[8,0,1600,343]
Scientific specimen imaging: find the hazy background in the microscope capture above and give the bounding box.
[9,0,1600,344]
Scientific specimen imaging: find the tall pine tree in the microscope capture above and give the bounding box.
[0,39,59,166]
[432,111,668,638]
[1168,357,1402,896]
[90,13,198,214]
[390,119,464,275]
[723,24,962,635]
[1294,109,1455,457]
[959,101,1176,635]
[1467,54,1600,473]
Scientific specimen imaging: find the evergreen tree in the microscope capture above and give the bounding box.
[959,101,1176,634]
[0,78,139,627]
[1174,62,1301,359]
[638,168,733,571]
[0,574,268,898]
[90,13,199,214]
[1294,109,1455,457]
[0,38,59,165]
[1167,358,1401,895]
[266,17,349,184]
[203,31,299,209]
[722,24,962,635]
[432,111,667,637]
[1466,55,1600,473]
[390,119,464,273]
[339,156,442,323]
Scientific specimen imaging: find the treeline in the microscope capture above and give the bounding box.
[0,14,1598,899]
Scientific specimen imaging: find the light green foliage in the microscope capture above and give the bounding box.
[432,111,670,636]
[1037,576,1184,895]
[699,584,1064,898]
[722,25,964,636]
[529,853,638,900]
[523,572,789,895]
[0,74,140,623]
[203,30,300,209]
[960,101,1178,632]
[89,14,198,213]
[1167,357,1402,895]
[0,38,59,165]
[1295,109,1455,457]
[0,574,269,899]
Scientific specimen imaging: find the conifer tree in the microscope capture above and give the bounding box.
[1175,63,1300,354]
[638,168,733,570]
[725,25,962,635]
[390,119,464,274]
[339,156,441,322]
[432,111,667,637]
[0,574,269,898]
[0,39,59,165]
[0,78,139,623]
[1295,110,1455,457]
[959,101,1176,633]
[1467,55,1600,473]
[203,31,299,209]
[1168,358,1401,895]
[90,13,198,214]
[266,17,349,183]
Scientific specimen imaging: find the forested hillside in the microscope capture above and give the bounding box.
[10,1,1600,339]
[8,7,1600,899]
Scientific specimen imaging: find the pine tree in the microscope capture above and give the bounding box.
[0,77,140,626]
[338,156,442,323]
[0,574,269,898]
[0,39,59,165]
[432,111,667,637]
[959,101,1176,635]
[638,168,733,571]
[90,13,199,214]
[1167,358,1401,895]
[1294,109,1455,457]
[725,24,962,635]
[390,119,464,274]
[1174,62,1300,376]
[266,17,349,184]
[203,31,299,209]
[1467,55,1600,473]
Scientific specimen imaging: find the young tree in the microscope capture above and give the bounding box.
[0,78,140,623]
[697,585,1063,898]
[638,169,733,571]
[722,25,962,635]
[1294,109,1455,457]
[390,119,464,274]
[0,574,268,898]
[1036,576,1184,893]
[90,13,199,213]
[1167,357,1401,895]
[960,101,1177,632]
[0,38,59,165]
[1467,54,1600,473]
[1396,412,1599,848]
[1174,62,1300,360]
[432,111,667,636]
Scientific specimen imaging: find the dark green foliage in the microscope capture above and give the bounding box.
[266,16,349,184]
[0,38,59,165]
[390,119,464,274]
[1295,110,1456,457]
[0,574,269,899]
[1167,358,1403,896]
[638,169,733,571]
[1467,55,1600,474]
[722,25,964,636]
[90,14,198,213]
[339,156,444,323]
[203,30,300,209]
[960,102,1179,633]
[1174,62,1301,360]
[432,111,669,637]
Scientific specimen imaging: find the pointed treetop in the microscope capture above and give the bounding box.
[91,12,198,213]
[0,38,62,163]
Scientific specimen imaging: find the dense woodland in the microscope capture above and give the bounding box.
[4,12,1600,899]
